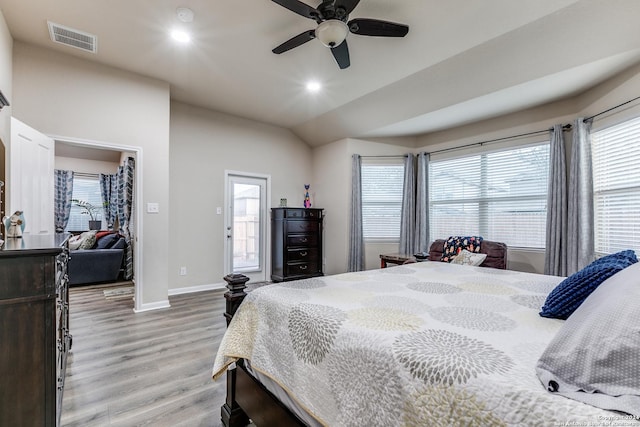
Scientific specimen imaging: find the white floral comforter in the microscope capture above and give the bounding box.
[213,262,639,426]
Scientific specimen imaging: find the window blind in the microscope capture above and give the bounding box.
[65,176,105,231]
[592,116,640,254]
[429,143,549,248]
[361,160,405,242]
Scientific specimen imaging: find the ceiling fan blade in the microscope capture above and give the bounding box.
[271,0,321,20]
[272,30,316,54]
[335,0,361,15]
[330,40,350,69]
[348,18,409,37]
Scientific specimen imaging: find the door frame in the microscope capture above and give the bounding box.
[223,170,271,282]
[48,134,144,312]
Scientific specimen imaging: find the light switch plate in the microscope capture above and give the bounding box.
[147,202,159,213]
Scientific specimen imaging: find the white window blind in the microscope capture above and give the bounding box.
[592,116,640,255]
[361,159,405,242]
[65,176,105,232]
[430,143,549,248]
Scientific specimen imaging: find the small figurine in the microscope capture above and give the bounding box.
[4,211,25,238]
[303,184,312,208]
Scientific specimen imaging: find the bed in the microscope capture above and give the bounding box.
[213,261,639,426]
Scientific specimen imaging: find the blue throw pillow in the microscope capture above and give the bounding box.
[540,250,637,319]
[111,237,126,249]
[95,233,119,249]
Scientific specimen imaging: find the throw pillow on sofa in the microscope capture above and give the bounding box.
[79,230,98,250]
[69,230,98,250]
[96,233,120,249]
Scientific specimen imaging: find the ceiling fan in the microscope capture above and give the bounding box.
[271,0,409,69]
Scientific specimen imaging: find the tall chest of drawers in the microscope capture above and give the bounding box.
[271,208,323,282]
[0,234,71,427]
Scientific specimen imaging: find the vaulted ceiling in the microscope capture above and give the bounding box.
[1,0,640,146]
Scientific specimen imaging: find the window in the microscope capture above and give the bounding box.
[429,143,550,248]
[361,159,405,242]
[591,116,640,255]
[65,176,105,231]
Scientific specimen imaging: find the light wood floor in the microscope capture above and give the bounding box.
[61,284,229,427]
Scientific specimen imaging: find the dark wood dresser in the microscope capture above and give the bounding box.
[0,234,71,427]
[271,208,323,282]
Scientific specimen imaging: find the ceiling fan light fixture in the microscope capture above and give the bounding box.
[315,20,348,48]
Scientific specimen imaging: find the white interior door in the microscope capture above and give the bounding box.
[8,117,54,235]
[224,172,270,283]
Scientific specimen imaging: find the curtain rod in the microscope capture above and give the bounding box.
[583,94,640,123]
[427,124,571,156]
[360,154,408,159]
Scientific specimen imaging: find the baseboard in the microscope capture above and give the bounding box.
[168,282,226,296]
[133,299,171,313]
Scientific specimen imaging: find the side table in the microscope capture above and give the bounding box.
[379,253,415,268]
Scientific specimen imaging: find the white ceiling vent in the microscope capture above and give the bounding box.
[47,21,97,53]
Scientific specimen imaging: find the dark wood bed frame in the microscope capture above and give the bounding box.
[221,274,306,427]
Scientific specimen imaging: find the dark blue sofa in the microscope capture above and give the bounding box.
[68,234,126,286]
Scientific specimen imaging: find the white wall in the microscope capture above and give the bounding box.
[169,101,313,290]
[0,9,10,147]
[55,156,119,175]
[313,138,411,273]
[12,42,171,308]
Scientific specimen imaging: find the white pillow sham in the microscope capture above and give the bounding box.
[536,261,640,417]
[450,249,487,266]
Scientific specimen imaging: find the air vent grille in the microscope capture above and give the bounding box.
[47,21,97,53]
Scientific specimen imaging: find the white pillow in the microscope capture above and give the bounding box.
[68,230,97,251]
[536,261,640,417]
[450,249,487,266]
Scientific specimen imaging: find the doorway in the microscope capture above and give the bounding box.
[224,171,270,283]
[53,136,143,312]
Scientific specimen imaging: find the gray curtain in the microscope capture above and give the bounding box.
[414,152,430,254]
[117,157,135,280]
[348,154,364,272]
[567,118,594,274]
[399,154,415,254]
[99,173,118,230]
[544,125,568,276]
[54,169,74,232]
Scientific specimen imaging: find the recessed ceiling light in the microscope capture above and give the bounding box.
[171,29,191,43]
[306,81,322,93]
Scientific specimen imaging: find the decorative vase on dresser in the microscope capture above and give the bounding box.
[0,234,71,427]
[271,208,323,282]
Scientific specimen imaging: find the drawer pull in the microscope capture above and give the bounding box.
[300,238,308,243]
[300,251,308,257]
[299,265,308,270]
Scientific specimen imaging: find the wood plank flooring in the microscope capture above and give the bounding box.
[61,285,229,427]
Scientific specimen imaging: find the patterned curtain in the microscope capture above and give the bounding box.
[414,152,430,254]
[117,157,135,280]
[348,154,364,272]
[544,125,568,276]
[54,169,74,232]
[399,154,416,254]
[99,173,118,230]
